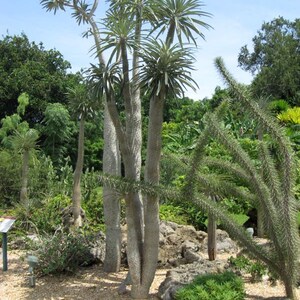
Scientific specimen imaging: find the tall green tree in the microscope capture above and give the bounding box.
[0,33,78,124]
[41,103,75,167]
[238,17,300,105]
[0,93,39,212]
[186,57,300,299]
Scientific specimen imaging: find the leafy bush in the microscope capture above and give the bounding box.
[175,271,245,300]
[268,99,290,114]
[31,194,71,233]
[277,107,300,124]
[33,230,95,276]
[159,204,189,225]
[82,187,105,232]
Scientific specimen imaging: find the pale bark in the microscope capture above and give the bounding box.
[103,102,122,272]
[85,10,123,272]
[132,91,164,298]
[72,116,85,228]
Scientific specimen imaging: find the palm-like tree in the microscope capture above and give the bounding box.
[11,128,39,210]
[67,82,100,228]
[41,0,122,272]
[149,0,212,46]
[41,0,211,298]
[137,39,198,295]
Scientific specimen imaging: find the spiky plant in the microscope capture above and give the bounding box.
[183,58,300,299]
[100,57,300,299]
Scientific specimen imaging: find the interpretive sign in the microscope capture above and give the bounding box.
[0,216,16,271]
[0,217,16,233]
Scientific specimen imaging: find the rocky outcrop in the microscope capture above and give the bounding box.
[157,221,237,267]
[156,221,237,299]
[158,258,229,300]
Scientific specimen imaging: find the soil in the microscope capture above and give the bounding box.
[0,250,297,300]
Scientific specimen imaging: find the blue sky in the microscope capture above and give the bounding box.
[1,0,300,100]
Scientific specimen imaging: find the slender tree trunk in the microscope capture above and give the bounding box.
[20,149,30,213]
[257,128,265,237]
[103,102,122,272]
[72,117,85,228]
[207,195,217,260]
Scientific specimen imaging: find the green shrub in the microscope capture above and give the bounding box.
[82,187,104,229]
[33,230,94,276]
[31,194,71,233]
[175,271,245,300]
[160,204,189,224]
[268,99,290,114]
[228,255,267,282]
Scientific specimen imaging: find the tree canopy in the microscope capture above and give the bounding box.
[0,33,79,124]
[238,17,300,105]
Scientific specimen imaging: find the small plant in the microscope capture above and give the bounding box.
[228,255,250,272]
[175,271,245,300]
[32,230,95,276]
[248,261,267,282]
[228,255,268,282]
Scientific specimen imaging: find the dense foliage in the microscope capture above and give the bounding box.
[0,33,79,124]
[238,17,300,105]
[175,271,245,300]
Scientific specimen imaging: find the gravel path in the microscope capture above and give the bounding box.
[0,250,297,300]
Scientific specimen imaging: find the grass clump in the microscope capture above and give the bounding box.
[175,271,245,300]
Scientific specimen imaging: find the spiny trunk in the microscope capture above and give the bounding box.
[283,277,299,300]
[130,91,164,298]
[122,157,144,288]
[72,117,85,228]
[257,128,265,237]
[87,14,123,272]
[103,103,122,272]
[20,149,30,213]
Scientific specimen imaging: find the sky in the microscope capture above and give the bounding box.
[1,0,300,100]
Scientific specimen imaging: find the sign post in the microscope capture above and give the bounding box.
[0,216,16,271]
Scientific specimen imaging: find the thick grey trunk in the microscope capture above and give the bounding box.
[103,103,122,272]
[131,92,164,298]
[72,117,85,228]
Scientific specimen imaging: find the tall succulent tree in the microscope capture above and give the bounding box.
[67,81,100,228]
[97,1,209,298]
[41,0,211,298]
[41,0,122,272]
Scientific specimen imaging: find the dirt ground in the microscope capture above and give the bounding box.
[0,250,297,300]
